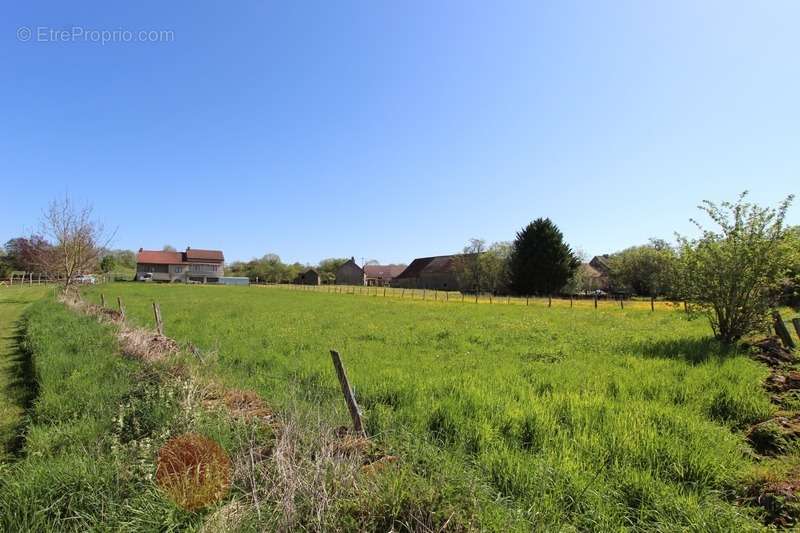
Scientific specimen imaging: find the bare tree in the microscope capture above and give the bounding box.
[34,196,112,290]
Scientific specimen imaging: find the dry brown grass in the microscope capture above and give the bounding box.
[230,409,376,532]
[156,433,232,511]
[61,292,180,361]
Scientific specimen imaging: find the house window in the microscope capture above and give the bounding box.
[173,266,183,273]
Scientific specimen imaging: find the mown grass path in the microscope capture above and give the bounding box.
[0,286,48,460]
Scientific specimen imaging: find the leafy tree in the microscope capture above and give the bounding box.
[162,244,176,252]
[509,218,580,295]
[0,246,10,278]
[454,239,510,294]
[454,239,487,292]
[608,239,677,296]
[3,236,52,274]
[100,255,116,273]
[317,258,349,284]
[778,225,800,309]
[483,242,511,294]
[675,192,795,344]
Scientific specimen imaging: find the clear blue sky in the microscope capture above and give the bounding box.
[2,1,798,265]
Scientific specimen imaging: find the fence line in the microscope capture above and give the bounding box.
[0,273,116,287]
[253,283,682,311]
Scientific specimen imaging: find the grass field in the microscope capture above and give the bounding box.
[71,282,777,530]
[0,286,49,460]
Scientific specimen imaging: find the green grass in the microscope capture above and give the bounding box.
[0,286,49,460]
[75,283,775,530]
[0,295,208,531]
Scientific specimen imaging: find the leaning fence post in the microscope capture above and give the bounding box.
[329,350,366,437]
[153,302,164,336]
[117,297,125,320]
[620,297,624,310]
[772,311,795,350]
[650,296,655,312]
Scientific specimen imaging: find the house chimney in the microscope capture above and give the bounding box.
[138,247,143,252]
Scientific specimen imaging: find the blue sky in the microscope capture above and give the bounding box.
[2,1,798,265]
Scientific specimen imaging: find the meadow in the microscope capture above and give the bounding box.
[71,282,775,530]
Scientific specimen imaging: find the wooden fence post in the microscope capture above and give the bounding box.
[650,296,655,312]
[329,350,366,437]
[772,311,795,349]
[548,295,552,308]
[620,298,624,310]
[594,294,598,309]
[570,295,573,308]
[792,318,800,343]
[684,301,688,314]
[117,297,125,320]
[153,302,164,336]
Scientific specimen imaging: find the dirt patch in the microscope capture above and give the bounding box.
[767,371,800,393]
[223,389,273,422]
[118,327,181,361]
[747,414,800,456]
[746,473,800,528]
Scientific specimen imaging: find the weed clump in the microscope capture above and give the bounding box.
[156,433,232,511]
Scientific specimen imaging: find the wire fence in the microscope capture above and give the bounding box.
[0,272,118,287]
[253,283,684,312]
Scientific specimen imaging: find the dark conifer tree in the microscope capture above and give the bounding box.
[509,218,580,295]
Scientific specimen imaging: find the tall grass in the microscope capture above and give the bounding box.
[0,298,202,531]
[77,283,774,529]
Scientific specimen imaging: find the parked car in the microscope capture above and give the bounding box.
[75,274,97,284]
[137,273,153,282]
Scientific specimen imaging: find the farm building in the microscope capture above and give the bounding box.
[296,269,321,285]
[363,264,406,286]
[335,257,366,285]
[577,263,609,292]
[392,255,462,291]
[136,247,225,284]
[589,255,612,276]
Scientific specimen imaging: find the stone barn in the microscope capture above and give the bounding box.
[335,257,365,285]
[391,255,463,291]
[296,269,321,285]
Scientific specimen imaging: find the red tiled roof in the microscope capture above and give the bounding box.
[136,250,184,265]
[363,265,406,279]
[186,249,224,262]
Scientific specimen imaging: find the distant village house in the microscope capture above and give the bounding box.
[296,269,321,285]
[136,247,225,284]
[363,264,406,287]
[334,257,366,285]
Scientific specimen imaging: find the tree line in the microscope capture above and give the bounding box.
[2,192,798,344]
